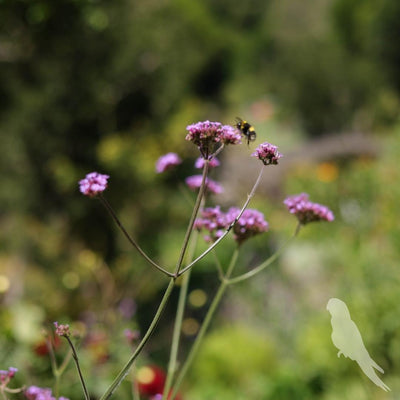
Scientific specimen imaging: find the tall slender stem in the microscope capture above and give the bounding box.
[226,223,301,285]
[163,228,199,399]
[170,248,239,399]
[99,195,174,277]
[178,165,265,276]
[174,161,209,275]
[64,336,90,400]
[100,165,210,400]
[100,279,175,400]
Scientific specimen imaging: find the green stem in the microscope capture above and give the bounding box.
[226,223,301,285]
[100,279,175,400]
[64,336,90,400]
[100,162,211,400]
[174,160,209,275]
[163,228,199,399]
[178,165,264,276]
[170,248,240,399]
[99,195,174,277]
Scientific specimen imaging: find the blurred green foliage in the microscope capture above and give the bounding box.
[0,0,400,398]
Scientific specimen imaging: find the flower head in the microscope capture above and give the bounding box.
[186,120,241,158]
[226,207,269,244]
[194,157,220,169]
[54,322,70,337]
[194,206,230,242]
[284,193,334,225]
[252,142,282,165]
[195,206,268,244]
[185,175,223,194]
[155,153,182,173]
[0,367,18,384]
[79,172,109,197]
[25,386,69,400]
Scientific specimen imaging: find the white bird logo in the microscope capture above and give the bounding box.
[326,298,390,392]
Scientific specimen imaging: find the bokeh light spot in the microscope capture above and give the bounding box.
[182,318,199,336]
[188,289,207,308]
[62,272,80,289]
[0,275,10,293]
[317,162,339,182]
[137,366,155,384]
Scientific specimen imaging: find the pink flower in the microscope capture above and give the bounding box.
[252,142,282,165]
[155,153,182,173]
[284,193,334,224]
[25,386,69,400]
[226,207,269,244]
[195,206,268,244]
[79,172,109,197]
[194,157,220,169]
[185,175,223,194]
[54,322,70,337]
[186,120,241,158]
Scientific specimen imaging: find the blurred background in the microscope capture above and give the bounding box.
[0,0,399,398]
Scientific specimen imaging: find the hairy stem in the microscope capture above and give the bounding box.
[99,195,174,277]
[174,160,209,275]
[170,248,239,399]
[226,222,301,284]
[100,279,175,400]
[178,165,265,276]
[64,336,90,400]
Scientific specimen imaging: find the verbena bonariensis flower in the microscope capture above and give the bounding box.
[194,206,230,242]
[185,175,223,194]
[79,172,109,197]
[284,193,334,224]
[226,207,269,244]
[25,386,69,400]
[194,156,220,169]
[0,367,18,384]
[54,322,70,337]
[155,153,182,173]
[186,120,241,158]
[195,206,268,244]
[252,142,282,165]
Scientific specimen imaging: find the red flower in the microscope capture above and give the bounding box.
[136,366,182,400]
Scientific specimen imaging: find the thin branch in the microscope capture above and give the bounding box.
[226,223,301,285]
[99,195,174,277]
[177,165,265,276]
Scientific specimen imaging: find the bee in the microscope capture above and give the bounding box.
[235,117,256,145]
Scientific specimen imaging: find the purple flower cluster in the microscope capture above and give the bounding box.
[185,175,223,194]
[25,386,69,400]
[194,206,231,242]
[194,157,220,169]
[0,367,18,384]
[186,120,242,157]
[195,206,268,244]
[284,193,334,225]
[252,142,282,165]
[54,322,70,337]
[229,207,269,244]
[79,172,109,197]
[155,153,182,173]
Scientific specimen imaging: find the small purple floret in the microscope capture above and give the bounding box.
[185,175,223,194]
[155,153,182,173]
[194,157,220,169]
[25,385,69,400]
[79,172,109,197]
[195,206,268,244]
[252,142,282,165]
[54,322,70,337]
[284,193,334,224]
[186,120,242,157]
